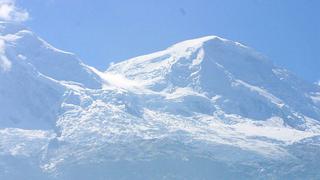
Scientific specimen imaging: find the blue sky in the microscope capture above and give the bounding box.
[10,0,320,83]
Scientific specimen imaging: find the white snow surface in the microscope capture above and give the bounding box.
[1,22,320,179]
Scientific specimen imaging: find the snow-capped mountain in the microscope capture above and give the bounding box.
[0,22,320,179]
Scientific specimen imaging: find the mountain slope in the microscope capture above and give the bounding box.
[107,35,320,129]
[0,22,102,129]
[0,23,320,179]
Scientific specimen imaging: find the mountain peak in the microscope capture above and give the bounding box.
[106,36,265,90]
[0,23,102,89]
[106,36,320,129]
[167,35,249,54]
[169,35,223,49]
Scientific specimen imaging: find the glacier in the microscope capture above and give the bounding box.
[0,22,320,179]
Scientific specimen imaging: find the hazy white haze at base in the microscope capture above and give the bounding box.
[0,22,320,179]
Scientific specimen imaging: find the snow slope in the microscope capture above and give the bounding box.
[0,22,320,179]
[0,22,102,129]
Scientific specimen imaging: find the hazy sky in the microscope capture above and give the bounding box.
[14,0,320,83]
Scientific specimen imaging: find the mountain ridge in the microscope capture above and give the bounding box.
[0,23,320,179]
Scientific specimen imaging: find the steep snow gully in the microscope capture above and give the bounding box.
[0,22,320,179]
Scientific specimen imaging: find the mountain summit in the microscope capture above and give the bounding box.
[107,35,320,129]
[0,23,320,179]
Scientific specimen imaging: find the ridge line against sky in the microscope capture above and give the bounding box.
[1,0,319,83]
